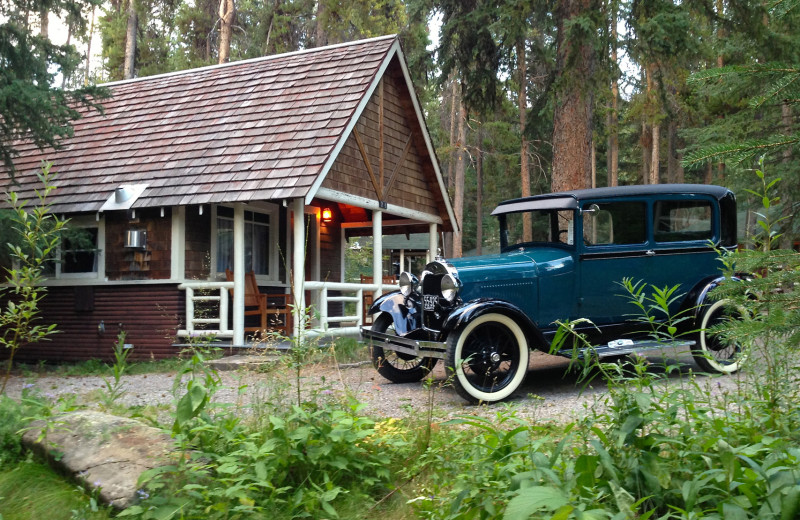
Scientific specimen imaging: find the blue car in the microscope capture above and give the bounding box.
[362,184,745,403]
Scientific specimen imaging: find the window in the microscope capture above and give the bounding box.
[215,206,276,278]
[653,200,712,243]
[42,216,105,279]
[583,201,646,246]
[502,209,575,250]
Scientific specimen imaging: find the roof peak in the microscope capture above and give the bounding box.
[101,34,399,88]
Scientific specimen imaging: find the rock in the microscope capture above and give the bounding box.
[22,411,176,509]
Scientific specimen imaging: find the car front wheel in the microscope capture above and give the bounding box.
[692,298,748,374]
[370,313,437,383]
[445,313,529,404]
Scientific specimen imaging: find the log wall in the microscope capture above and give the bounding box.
[1,284,183,363]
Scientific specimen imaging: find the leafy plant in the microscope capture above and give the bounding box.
[97,331,132,409]
[1,163,66,394]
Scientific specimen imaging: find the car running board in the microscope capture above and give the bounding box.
[556,338,696,360]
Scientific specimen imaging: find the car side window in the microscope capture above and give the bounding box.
[653,200,712,243]
[583,201,646,246]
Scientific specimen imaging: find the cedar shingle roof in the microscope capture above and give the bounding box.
[5,35,402,213]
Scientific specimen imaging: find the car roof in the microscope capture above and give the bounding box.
[492,184,733,215]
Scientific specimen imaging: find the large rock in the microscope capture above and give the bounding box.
[22,411,176,508]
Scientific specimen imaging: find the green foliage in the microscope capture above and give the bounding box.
[125,397,397,519]
[0,461,111,519]
[97,331,132,409]
[0,164,67,394]
[0,0,106,175]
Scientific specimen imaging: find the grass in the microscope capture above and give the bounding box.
[0,460,111,520]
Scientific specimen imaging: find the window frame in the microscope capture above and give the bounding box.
[211,203,280,283]
[52,215,106,280]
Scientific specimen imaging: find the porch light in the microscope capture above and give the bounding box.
[321,207,333,223]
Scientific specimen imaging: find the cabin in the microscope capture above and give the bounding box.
[0,35,457,362]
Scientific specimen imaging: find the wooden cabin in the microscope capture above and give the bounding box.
[0,35,456,362]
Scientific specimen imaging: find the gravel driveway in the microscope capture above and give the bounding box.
[3,349,745,425]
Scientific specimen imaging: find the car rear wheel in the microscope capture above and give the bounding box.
[445,313,529,404]
[370,313,437,383]
[692,298,748,374]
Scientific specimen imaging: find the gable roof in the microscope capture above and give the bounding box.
[5,35,455,229]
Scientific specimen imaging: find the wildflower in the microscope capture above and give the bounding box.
[136,489,150,500]
[94,481,102,488]
[22,383,35,390]
[322,389,333,395]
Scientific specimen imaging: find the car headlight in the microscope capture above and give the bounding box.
[440,273,460,302]
[399,271,418,297]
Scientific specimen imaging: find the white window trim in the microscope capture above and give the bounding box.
[211,203,281,284]
[54,215,105,280]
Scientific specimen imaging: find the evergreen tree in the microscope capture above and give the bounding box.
[0,0,106,175]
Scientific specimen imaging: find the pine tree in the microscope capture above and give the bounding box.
[0,0,106,175]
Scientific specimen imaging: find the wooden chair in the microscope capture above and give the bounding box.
[225,270,293,337]
[361,274,397,325]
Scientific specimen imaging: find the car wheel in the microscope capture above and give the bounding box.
[445,313,529,404]
[370,313,437,383]
[692,299,748,374]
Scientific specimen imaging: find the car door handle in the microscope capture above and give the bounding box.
[645,250,656,256]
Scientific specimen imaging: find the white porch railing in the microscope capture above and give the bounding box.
[303,280,399,337]
[177,281,235,338]
[176,280,398,341]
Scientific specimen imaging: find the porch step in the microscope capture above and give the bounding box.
[206,353,282,371]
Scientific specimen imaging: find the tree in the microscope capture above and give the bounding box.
[218,0,235,63]
[0,0,106,176]
[551,0,600,193]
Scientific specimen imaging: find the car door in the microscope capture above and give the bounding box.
[576,198,650,327]
[646,196,722,314]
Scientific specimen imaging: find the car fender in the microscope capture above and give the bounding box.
[441,299,548,350]
[367,291,419,335]
[680,275,744,324]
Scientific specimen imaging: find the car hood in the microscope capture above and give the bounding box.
[447,247,573,275]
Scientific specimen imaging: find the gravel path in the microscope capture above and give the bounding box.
[3,349,746,425]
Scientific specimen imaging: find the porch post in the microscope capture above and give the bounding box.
[373,209,383,298]
[170,206,186,281]
[429,223,438,261]
[292,198,305,336]
[399,248,405,274]
[233,203,245,346]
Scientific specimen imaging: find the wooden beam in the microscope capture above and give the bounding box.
[379,79,384,191]
[352,127,382,200]
[383,132,413,199]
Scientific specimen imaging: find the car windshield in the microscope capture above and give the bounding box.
[500,209,575,251]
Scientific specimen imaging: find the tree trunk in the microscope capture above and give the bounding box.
[452,103,466,258]
[476,126,484,256]
[315,0,327,47]
[667,120,682,183]
[444,79,458,257]
[123,0,137,79]
[607,0,619,187]
[519,39,532,241]
[218,0,235,64]
[782,103,793,164]
[641,120,651,184]
[591,140,596,188]
[650,123,660,184]
[552,0,596,193]
[39,8,48,37]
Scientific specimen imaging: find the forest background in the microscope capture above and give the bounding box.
[3,0,799,256]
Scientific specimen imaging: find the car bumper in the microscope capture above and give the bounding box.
[360,326,448,360]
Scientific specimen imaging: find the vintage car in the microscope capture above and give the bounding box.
[362,184,745,403]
